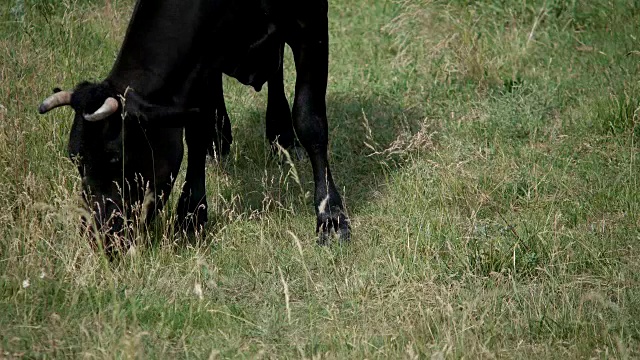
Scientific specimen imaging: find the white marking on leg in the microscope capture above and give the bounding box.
[318,194,329,214]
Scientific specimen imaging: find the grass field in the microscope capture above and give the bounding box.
[1,0,640,357]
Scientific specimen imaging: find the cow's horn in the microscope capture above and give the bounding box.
[83,97,119,122]
[38,90,72,114]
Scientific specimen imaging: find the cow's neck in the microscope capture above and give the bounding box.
[106,0,211,104]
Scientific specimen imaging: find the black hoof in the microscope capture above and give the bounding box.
[175,215,207,235]
[316,209,351,245]
[176,201,208,234]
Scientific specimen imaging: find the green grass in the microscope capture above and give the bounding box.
[1,0,640,357]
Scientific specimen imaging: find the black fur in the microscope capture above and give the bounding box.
[39,0,350,255]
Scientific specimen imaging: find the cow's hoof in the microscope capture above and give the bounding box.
[175,214,207,235]
[97,232,132,261]
[316,209,351,245]
[176,203,208,234]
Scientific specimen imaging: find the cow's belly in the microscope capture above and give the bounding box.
[207,3,284,91]
[220,24,282,91]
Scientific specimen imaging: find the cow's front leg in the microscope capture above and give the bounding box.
[177,122,208,233]
[290,32,350,244]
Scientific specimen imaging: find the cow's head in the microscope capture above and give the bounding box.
[38,81,185,255]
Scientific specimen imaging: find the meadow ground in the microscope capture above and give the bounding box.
[1,0,639,358]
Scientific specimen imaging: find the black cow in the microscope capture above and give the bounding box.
[38,0,350,253]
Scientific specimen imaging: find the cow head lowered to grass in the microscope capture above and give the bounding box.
[38,82,188,254]
[38,0,350,256]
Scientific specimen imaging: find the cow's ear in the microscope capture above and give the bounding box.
[124,91,200,128]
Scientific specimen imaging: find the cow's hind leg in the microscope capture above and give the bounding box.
[177,117,209,233]
[266,43,302,158]
[207,72,232,160]
[289,31,350,244]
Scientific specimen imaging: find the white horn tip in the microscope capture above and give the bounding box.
[83,97,119,122]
